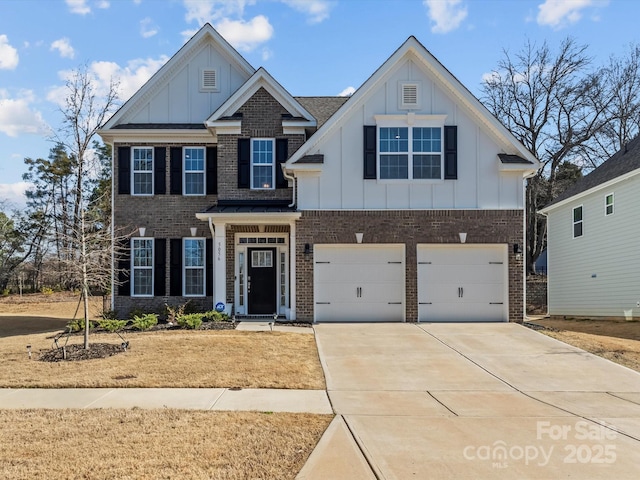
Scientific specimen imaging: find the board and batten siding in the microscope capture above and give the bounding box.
[296,57,525,211]
[547,175,640,317]
[127,43,250,125]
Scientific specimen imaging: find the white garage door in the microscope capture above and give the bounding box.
[314,245,405,322]
[417,244,508,322]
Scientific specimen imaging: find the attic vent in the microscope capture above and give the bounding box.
[201,68,218,91]
[400,82,420,109]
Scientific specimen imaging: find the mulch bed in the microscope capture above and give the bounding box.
[39,343,126,362]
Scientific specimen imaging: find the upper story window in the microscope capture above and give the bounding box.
[184,238,205,296]
[132,238,153,296]
[379,127,442,180]
[132,147,153,195]
[605,193,614,216]
[184,147,205,195]
[251,139,275,190]
[573,205,583,238]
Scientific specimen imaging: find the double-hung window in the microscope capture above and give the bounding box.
[132,147,154,195]
[184,147,205,195]
[251,139,275,189]
[379,126,442,180]
[132,238,153,296]
[184,238,205,296]
[605,193,614,216]
[573,206,583,238]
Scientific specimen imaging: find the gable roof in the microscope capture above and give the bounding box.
[295,97,349,128]
[285,36,539,169]
[205,67,315,126]
[541,135,640,212]
[102,23,255,130]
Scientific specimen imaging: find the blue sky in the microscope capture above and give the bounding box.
[0,0,635,207]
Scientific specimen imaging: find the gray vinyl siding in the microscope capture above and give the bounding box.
[547,175,640,317]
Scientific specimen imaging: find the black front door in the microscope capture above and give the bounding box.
[248,248,277,314]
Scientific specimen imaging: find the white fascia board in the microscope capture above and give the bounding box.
[539,168,640,214]
[98,129,214,144]
[205,120,242,136]
[288,165,322,174]
[195,212,302,224]
[499,162,539,176]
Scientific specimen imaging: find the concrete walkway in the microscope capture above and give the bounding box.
[299,323,640,479]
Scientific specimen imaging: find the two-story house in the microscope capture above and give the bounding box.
[99,24,539,323]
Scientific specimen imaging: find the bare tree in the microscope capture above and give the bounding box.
[482,38,610,274]
[55,66,119,349]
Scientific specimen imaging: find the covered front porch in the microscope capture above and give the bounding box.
[196,203,301,320]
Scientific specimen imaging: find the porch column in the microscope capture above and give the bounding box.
[289,220,296,320]
[213,221,227,313]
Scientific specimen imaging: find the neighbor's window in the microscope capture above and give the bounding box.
[132,238,153,296]
[605,193,614,216]
[379,127,442,180]
[184,147,205,195]
[132,147,154,195]
[184,238,205,296]
[251,139,275,189]
[573,206,583,238]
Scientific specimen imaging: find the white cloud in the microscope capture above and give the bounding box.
[50,38,75,59]
[0,90,50,137]
[96,0,110,8]
[261,47,273,61]
[140,17,159,38]
[338,86,355,97]
[183,0,255,24]
[424,0,468,34]
[281,0,334,24]
[0,182,32,209]
[66,0,91,15]
[536,0,606,29]
[215,15,273,52]
[0,35,19,70]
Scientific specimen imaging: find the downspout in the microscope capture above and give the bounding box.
[538,210,550,319]
[109,142,115,311]
[282,165,296,208]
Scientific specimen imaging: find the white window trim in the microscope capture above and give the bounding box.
[183,146,206,196]
[250,138,276,190]
[183,237,206,297]
[375,115,446,182]
[573,205,583,239]
[131,146,154,196]
[131,237,154,297]
[605,192,614,216]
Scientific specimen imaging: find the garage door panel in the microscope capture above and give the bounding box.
[315,264,404,284]
[314,245,405,322]
[417,244,507,323]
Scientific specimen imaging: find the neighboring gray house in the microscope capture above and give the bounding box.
[99,24,539,323]
[540,136,640,318]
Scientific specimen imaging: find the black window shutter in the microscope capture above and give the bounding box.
[206,239,213,297]
[238,138,251,188]
[154,238,166,296]
[170,147,183,195]
[118,147,131,194]
[444,126,458,180]
[154,147,166,195]
[363,126,377,179]
[169,238,182,297]
[275,139,288,188]
[170,239,182,296]
[206,147,217,195]
[117,239,130,296]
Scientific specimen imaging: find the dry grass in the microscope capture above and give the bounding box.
[0,327,325,389]
[531,317,640,372]
[0,409,332,480]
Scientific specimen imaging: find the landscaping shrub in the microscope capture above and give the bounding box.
[177,313,203,329]
[41,286,54,295]
[66,318,95,332]
[203,310,230,322]
[131,313,158,331]
[98,319,128,332]
[165,301,191,324]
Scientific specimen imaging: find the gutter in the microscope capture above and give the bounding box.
[281,165,296,208]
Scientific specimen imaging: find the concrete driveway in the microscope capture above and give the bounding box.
[298,323,640,479]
